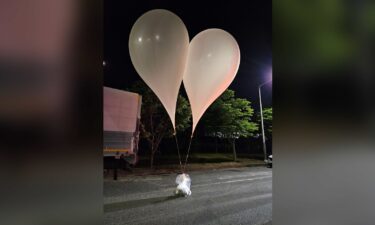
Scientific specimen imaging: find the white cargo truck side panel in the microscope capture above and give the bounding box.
[104,87,139,133]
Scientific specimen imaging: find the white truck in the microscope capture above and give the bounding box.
[103,87,142,166]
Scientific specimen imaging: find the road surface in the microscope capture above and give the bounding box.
[104,167,272,225]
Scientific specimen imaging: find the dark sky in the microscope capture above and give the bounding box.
[104,0,272,109]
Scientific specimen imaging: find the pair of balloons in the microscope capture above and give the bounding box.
[129,9,240,134]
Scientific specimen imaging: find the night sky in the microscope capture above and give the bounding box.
[104,0,272,110]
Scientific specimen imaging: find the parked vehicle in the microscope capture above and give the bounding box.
[103,87,142,168]
[267,155,272,168]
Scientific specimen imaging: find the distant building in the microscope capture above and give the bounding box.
[103,87,142,165]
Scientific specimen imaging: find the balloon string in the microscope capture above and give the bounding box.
[183,135,193,172]
[173,132,183,173]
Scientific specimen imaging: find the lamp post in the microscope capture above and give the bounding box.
[259,80,271,162]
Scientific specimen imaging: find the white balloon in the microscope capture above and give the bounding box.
[129,9,189,130]
[183,29,240,134]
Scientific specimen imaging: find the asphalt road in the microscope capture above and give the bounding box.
[104,167,272,225]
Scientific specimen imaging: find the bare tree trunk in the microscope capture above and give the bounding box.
[150,113,154,169]
[215,138,218,153]
[150,152,155,169]
[232,139,237,161]
[150,137,162,170]
[150,146,154,169]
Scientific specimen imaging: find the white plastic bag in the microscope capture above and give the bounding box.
[174,173,191,197]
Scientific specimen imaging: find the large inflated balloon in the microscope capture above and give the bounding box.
[183,29,240,134]
[129,9,189,130]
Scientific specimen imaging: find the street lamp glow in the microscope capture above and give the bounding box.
[265,67,272,84]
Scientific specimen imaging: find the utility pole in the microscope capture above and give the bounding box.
[258,80,271,162]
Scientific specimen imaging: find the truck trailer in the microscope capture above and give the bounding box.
[103,87,142,166]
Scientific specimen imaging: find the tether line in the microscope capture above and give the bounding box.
[182,136,193,172]
[173,132,183,173]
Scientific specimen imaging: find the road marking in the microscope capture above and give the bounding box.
[142,177,162,181]
[194,175,271,187]
[117,177,163,182]
[218,172,271,180]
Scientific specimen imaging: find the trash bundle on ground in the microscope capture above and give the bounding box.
[174,173,192,197]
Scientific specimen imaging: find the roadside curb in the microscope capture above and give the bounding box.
[104,163,267,181]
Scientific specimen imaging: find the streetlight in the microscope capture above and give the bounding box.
[259,79,271,162]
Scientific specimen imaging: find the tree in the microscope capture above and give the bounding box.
[130,81,191,169]
[202,90,258,161]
